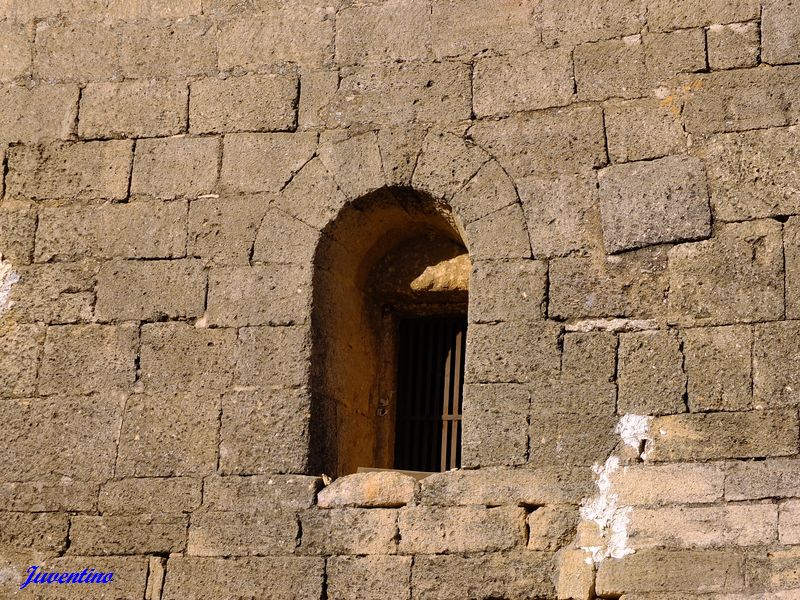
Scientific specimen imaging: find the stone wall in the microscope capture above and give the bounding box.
[1,0,800,598]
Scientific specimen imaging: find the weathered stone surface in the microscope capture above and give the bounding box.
[604,98,686,163]
[272,158,347,230]
[206,264,310,326]
[780,500,800,544]
[643,29,706,82]
[36,201,187,262]
[79,81,187,138]
[648,0,759,32]
[786,218,800,318]
[0,511,68,551]
[726,458,800,500]
[99,478,202,514]
[95,259,205,322]
[106,0,201,18]
[451,160,518,225]
[541,0,643,46]
[220,132,317,194]
[598,155,711,254]
[203,475,320,512]
[707,23,760,70]
[0,479,98,512]
[132,136,219,199]
[140,323,236,394]
[190,74,298,134]
[187,509,296,556]
[763,0,800,64]
[0,200,36,264]
[162,557,323,600]
[575,36,647,101]
[549,246,669,319]
[412,552,555,600]
[471,106,607,178]
[753,321,800,408]
[252,208,319,265]
[69,514,188,555]
[419,467,594,506]
[745,547,800,593]
[668,220,784,326]
[6,261,97,324]
[398,506,524,554]
[465,321,561,384]
[462,383,529,468]
[596,549,745,595]
[469,259,547,323]
[527,506,579,551]
[683,325,752,411]
[0,84,78,143]
[318,472,416,508]
[327,555,411,600]
[188,195,269,266]
[557,548,595,600]
[529,413,620,466]
[7,140,132,201]
[39,324,137,395]
[0,23,30,81]
[646,410,799,461]
[235,325,310,389]
[465,203,532,260]
[0,393,125,481]
[219,388,310,475]
[299,508,397,555]
[298,69,338,130]
[318,130,385,199]
[116,392,220,477]
[618,330,686,415]
[0,324,44,397]
[412,130,488,201]
[473,48,574,117]
[612,462,725,505]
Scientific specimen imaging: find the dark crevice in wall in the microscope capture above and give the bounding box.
[319,557,328,600]
[125,139,137,201]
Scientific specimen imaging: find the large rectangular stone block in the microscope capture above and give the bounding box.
[611,462,724,505]
[99,477,202,514]
[107,0,201,19]
[235,326,311,389]
[574,36,647,101]
[8,261,97,324]
[780,499,800,544]
[786,218,800,318]
[763,0,800,64]
[707,22,760,70]
[528,413,620,466]
[745,547,800,593]
[39,324,137,395]
[0,84,78,143]
[0,323,44,397]
[251,208,320,265]
[0,200,36,264]
[0,479,98,512]
[95,259,205,322]
[398,506,525,554]
[618,330,686,415]
[7,140,132,201]
[190,74,298,134]
[647,0,759,32]
[726,458,800,500]
[0,511,68,552]
[327,555,411,600]
[541,0,643,46]
[643,29,706,83]
[604,98,686,163]
[132,136,219,199]
[753,321,800,408]
[203,475,320,512]
[465,203,533,260]
[318,472,416,509]
[469,259,547,323]
[69,514,188,555]
[668,220,784,326]
[187,510,297,556]
[79,80,187,139]
[298,508,397,555]
[461,383,529,468]
[0,22,29,80]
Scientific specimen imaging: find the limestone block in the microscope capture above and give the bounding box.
[0,0,106,22]
[618,330,686,415]
[465,320,561,384]
[707,22,760,70]
[461,383,530,468]
[188,195,270,266]
[6,140,132,201]
[318,130,385,199]
[0,200,36,264]
[745,547,800,592]
[220,132,317,194]
[527,506,579,551]
[39,324,137,395]
[518,170,599,259]
[36,201,187,262]
[785,218,800,318]
[271,158,347,230]
[471,106,607,178]
[754,321,800,408]
[645,409,799,461]
[132,136,219,199]
[473,48,574,117]
[398,506,524,554]
[451,160,518,225]
[0,84,78,143]
[235,326,310,389]
[298,508,397,555]
[203,475,320,512]
[95,259,206,322]
[780,500,800,544]
[0,511,68,551]
[190,74,298,134]
[0,22,29,80]
[596,549,744,595]
[140,323,236,394]
[412,552,555,600]
[252,208,320,265]
[557,548,595,600]
[599,155,710,254]
[529,413,620,466]
[318,472,417,508]
[187,510,297,556]
[418,467,594,506]
[116,391,219,477]
[0,324,44,397]
[162,557,323,600]
[574,37,647,101]
[549,246,669,319]
[107,0,201,18]
[683,325,752,411]
[327,555,411,600]
[298,69,338,130]
[411,130,488,201]
[643,29,706,83]
[206,264,311,327]
[541,0,643,46]
[69,514,188,555]
[469,259,547,323]
[99,478,202,514]
[726,458,800,500]
[79,81,187,138]
[604,99,685,163]
[219,388,310,475]
[0,479,98,512]
[34,21,118,82]
[0,394,125,481]
[465,204,532,260]
[6,262,97,324]
[647,0,759,32]
[611,463,724,505]
[668,220,784,326]
[763,0,800,64]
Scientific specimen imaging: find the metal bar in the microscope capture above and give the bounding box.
[450,321,464,470]
[440,318,453,472]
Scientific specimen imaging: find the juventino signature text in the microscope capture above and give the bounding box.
[20,566,114,590]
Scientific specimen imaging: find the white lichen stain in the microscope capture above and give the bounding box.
[0,256,20,316]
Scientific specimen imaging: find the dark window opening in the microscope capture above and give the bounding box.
[394,315,466,472]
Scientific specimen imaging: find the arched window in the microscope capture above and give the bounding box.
[310,189,470,477]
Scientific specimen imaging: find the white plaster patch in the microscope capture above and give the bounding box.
[615,414,652,459]
[0,256,19,316]
[565,318,659,333]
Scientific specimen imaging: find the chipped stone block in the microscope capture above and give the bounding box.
[763,0,800,64]
[611,463,724,505]
[461,383,530,468]
[643,29,706,83]
[298,508,397,555]
[318,472,416,508]
[647,0,759,32]
[327,555,411,600]
[132,136,219,199]
[469,259,547,323]
[725,458,800,500]
[604,99,686,163]
[203,475,320,512]
[618,330,686,416]
[69,514,188,555]
[187,510,296,556]
[99,478,202,514]
[527,506,578,551]
[0,84,78,143]
[188,195,269,266]
[556,548,595,600]
[0,323,44,397]
[574,36,647,101]
[707,22,760,70]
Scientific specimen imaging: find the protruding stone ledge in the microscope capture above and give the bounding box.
[317,471,417,508]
